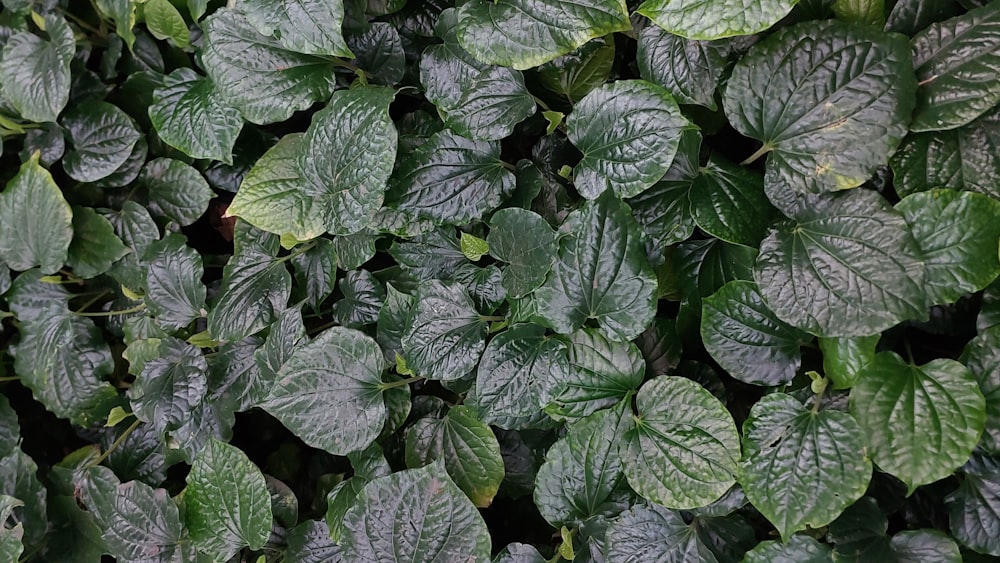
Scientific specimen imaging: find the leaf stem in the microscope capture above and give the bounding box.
[75,302,146,317]
[479,315,506,322]
[811,383,826,414]
[0,376,20,382]
[379,375,424,390]
[276,240,319,264]
[740,143,772,166]
[330,57,373,79]
[89,418,141,467]
[532,95,553,112]
[73,289,111,314]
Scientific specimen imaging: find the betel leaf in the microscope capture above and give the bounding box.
[820,335,878,390]
[638,0,797,40]
[567,79,688,199]
[143,0,189,47]
[536,192,657,342]
[946,454,1000,556]
[534,36,615,104]
[0,154,73,274]
[850,353,986,492]
[201,7,336,124]
[404,405,504,507]
[534,401,632,526]
[384,130,514,226]
[604,502,716,562]
[0,14,73,122]
[701,280,811,387]
[61,101,142,183]
[139,158,213,227]
[285,520,343,562]
[910,2,1000,132]
[149,68,244,164]
[739,393,872,540]
[453,0,630,70]
[348,23,405,86]
[0,448,46,550]
[742,535,833,562]
[330,270,385,328]
[184,439,272,560]
[420,9,536,141]
[127,337,208,437]
[961,327,1000,454]
[66,206,128,279]
[896,189,1000,306]
[400,280,487,381]
[688,156,780,248]
[486,208,558,298]
[240,0,353,57]
[475,323,568,429]
[544,329,644,419]
[341,462,492,561]
[891,106,1000,199]
[142,234,206,330]
[626,129,702,250]
[723,20,915,194]
[637,26,728,109]
[262,327,386,455]
[0,496,23,562]
[623,376,740,509]
[754,189,927,337]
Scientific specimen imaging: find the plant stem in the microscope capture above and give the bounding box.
[811,383,826,414]
[89,418,141,467]
[532,95,553,112]
[75,302,146,317]
[740,143,772,166]
[380,375,424,390]
[73,289,111,314]
[480,315,506,322]
[0,376,20,382]
[276,240,320,264]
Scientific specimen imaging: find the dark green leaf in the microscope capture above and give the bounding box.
[376,284,415,363]
[140,158,213,227]
[605,502,716,561]
[66,205,128,279]
[688,156,780,248]
[149,68,244,164]
[535,36,615,104]
[742,535,833,562]
[285,520,343,562]
[62,101,142,183]
[961,327,1000,454]
[637,26,729,109]
[142,233,206,330]
[292,238,338,308]
[545,329,644,419]
[0,154,73,274]
[0,14,73,122]
[348,22,405,85]
[639,0,798,40]
[127,337,209,438]
[487,208,558,298]
[330,270,385,328]
[946,455,1000,556]
[241,0,353,57]
[0,449,45,550]
[401,280,487,381]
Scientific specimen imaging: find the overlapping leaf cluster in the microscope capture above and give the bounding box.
[1,0,1000,560]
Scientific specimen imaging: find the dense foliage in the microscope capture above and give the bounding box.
[0,0,999,560]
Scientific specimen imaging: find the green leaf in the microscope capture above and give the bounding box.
[460,233,489,261]
[688,156,780,248]
[534,402,632,526]
[241,0,353,57]
[567,79,688,199]
[384,130,514,226]
[494,543,546,563]
[81,466,192,563]
[330,270,385,328]
[723,20,915,194]
[701,280,810,387]
[545,329,644,419]
[961,327,1000,454]
[142,234,206,330]
[605,503,716,561]
[742,535,833,562]
[405,405,505,507]
[535,36,615,104]
[475,323,568,429]
[66,206,128,279]
[0,154,73,274]
[819,335,878,390]
[487,208,558,298]
[342,463,491,561]
[897,189,1000,306]
[639,0,797,40]
[143,0,190,47]
[140,158,213,226]
[946,455,1000,556]
[290,238,339,307]
[389,228,465,280]
[103,201,159,293]
[454,0,630,70]
[207,225,290,343]
[0,14,73,122]
[61,101,142,183]
[637,26,728,109]
[0,449,45,550]
[885,0,958,35]
[127,337,209,438]
[0,496,23,562]
[400,280,487,381]
[739,393,871,540]
[286,520,343,562]
[536,192,657,342]
[376,284,415,364]
[262,327,386,455]
[348,22,405,86]
[910,2,1000,132]
[184,439,272,560]
[623,376,740,509]
[754,190,927,337]
[850,353,986,492]
[149,68,244,164]
[626,130,702,250]
[201,7,337,124]
[832,0,885,24]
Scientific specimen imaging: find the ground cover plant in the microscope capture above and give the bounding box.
[1,0,1000,560]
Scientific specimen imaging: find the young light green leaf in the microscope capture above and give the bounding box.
[740,393,872,541]
[140,158,213,226]
[454,0,630,70]
[688,157,780,248]
[897,189,1000,306]
[400,280,487,381]
[638,0,798,40]
[487,208,558,298]
[241,0,353,57]
[568,80,688,199]
[460,233,489,262]
[910,2,1000,132]
[66,206,128,280]
[61,101,142,183]
[201,7,337,124]
[342,463,491,561]
[184,439,272,561]
[637,26,729,109]
[149,68,244,164]
[623,376,740,509]
[0,154,73,274]
[405,406,504,507]
[754,190,927,337]
[545,329,644,419]
[142,234,206,330]
[143,0,190,47]
[850,353,986,492]
[0,14,73,122]
[262,327,386,455]
[819,335,878,390]
[723,21,915,194]
[701,280,810,387]
[534,402,632,526]
[961,327,1000,454]
[536,192,657,342]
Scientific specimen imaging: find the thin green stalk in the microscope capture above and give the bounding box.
[75,302,146,317]
[740,143,772,166]
[379,376,424,390]
[89,418,141,468]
